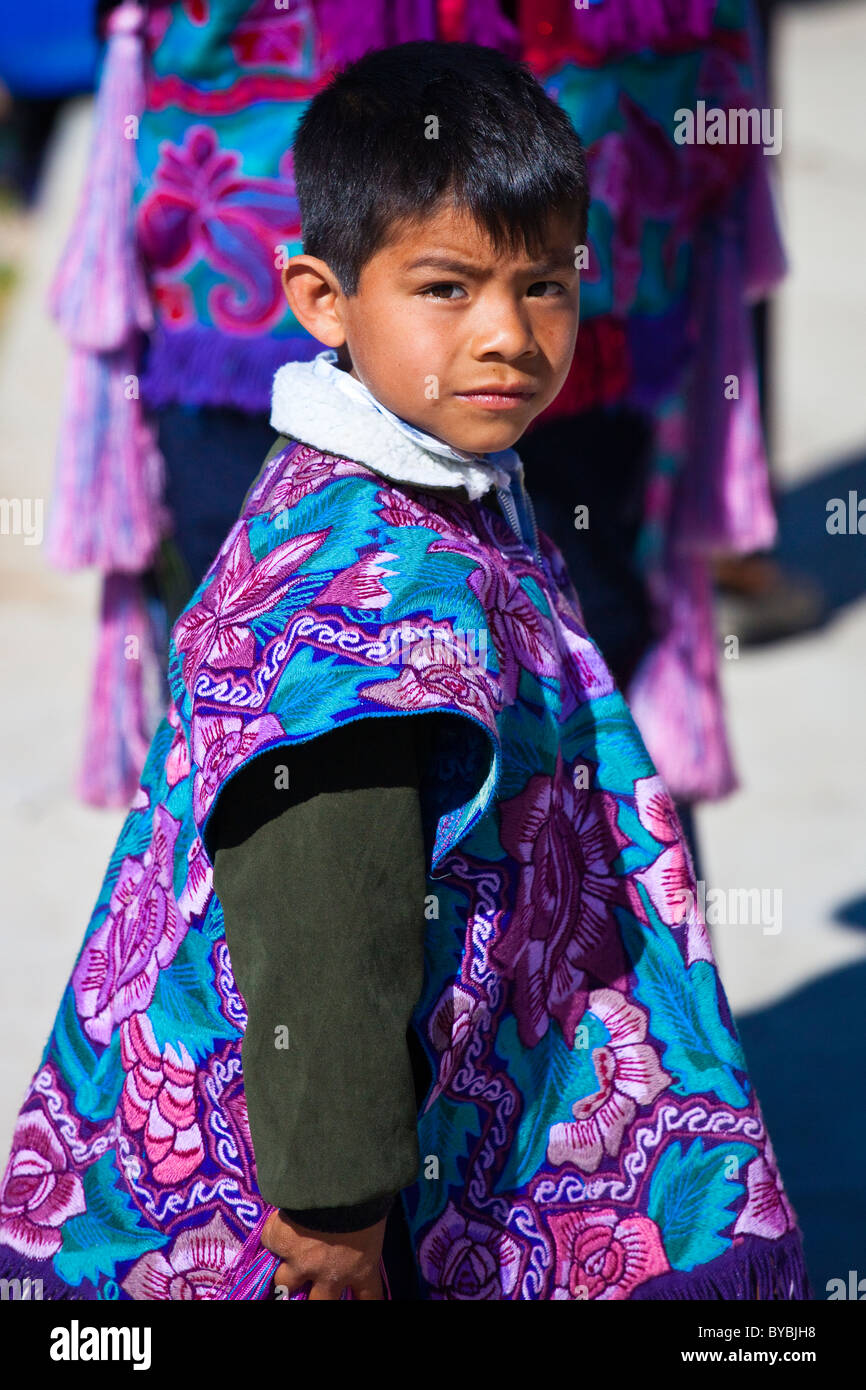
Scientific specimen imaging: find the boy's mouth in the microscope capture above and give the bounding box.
[454,384,537,411]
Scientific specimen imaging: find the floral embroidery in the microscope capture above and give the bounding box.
[0,1111,85,1259]
[419,1202,522,1300]
[72,806,185,1046]
[121,1212,241,1300]
[734,1139,796,1241]
[492,756,631,1049]
[174,523,329,683]
[633,774,712,965]
[121,1014,205,1185]
[136,126,302,335]
[547,1209,670,1301]
[548,991,671,1173]
[0,442,805,1300]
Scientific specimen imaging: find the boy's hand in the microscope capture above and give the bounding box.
[262,1208,386,1300]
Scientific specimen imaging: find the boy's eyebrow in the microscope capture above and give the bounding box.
[403,251,577,277]
[403,254,488,276]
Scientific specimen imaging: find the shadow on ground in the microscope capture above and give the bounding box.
[736,950,866,1300]
[774,450,866,617]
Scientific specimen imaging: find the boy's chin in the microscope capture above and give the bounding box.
[449,425,530,456]
[402,397,548,456]
[431,414,535,457]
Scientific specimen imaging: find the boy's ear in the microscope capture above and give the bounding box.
[281,255,347,347]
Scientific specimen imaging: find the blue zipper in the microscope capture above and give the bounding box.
[494,470,545,572]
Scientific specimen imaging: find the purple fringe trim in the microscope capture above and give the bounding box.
[0,1251,96,1301]
[631,1231,813,1301]
[208,1225,811,1302]
[0,1229,810,1302]
[140,326,321,414]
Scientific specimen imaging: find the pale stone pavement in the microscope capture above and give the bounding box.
[0,3,863,1297]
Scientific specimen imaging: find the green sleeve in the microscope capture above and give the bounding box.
[209,714,436,1225]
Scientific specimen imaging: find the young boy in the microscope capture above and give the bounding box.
[0,41,810,1302]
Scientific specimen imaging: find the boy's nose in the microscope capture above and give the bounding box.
[469,299,537,362]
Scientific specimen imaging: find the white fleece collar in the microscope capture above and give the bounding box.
[270,349,522,502]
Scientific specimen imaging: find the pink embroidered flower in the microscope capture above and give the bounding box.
[733,1137,796,1241]
[467,559,558,704]
[262,448,370,513]
[548,989,671,1173]
[360,619,503,725]
[316,551,398,610]
[427,986,486,1105]
[120,1013,205,1185]
[190,712,284,828]
[547,1208,669,1300]
[174,524,329,684]
[492,756,631,1049]
[419,1201,522,1300]
[121,1211,242,1300]
[136,126,301,334]
[0,1110,85,1259]
[632,775,711,965]
[376,486,444,535]
[177,837,212,923]
[73,806,184,1046]
[165,704,191,787]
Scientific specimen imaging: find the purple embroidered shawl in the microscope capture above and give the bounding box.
[0,440,810,1300]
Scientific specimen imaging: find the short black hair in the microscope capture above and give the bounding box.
[292,41,589,294]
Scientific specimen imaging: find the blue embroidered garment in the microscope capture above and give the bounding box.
[0,371,810,1299]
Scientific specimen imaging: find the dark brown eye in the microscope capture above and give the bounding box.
[422,283,465,300]
[527,281,565,297]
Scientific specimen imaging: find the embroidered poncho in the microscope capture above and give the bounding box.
[0,423,810,1299]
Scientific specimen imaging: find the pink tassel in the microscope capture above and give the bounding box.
[46,0,166,577]
[48,2,153,350]
[207,1208,278,1301]
[45,3,172,806]
[47,344,169,573]
[76,572,165,807]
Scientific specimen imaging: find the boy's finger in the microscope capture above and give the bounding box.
[307,1280,344,1300]
[351,1270,385,1300]
[272,1260,305,1298]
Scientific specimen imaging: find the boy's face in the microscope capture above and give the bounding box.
[286,201,581,455]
